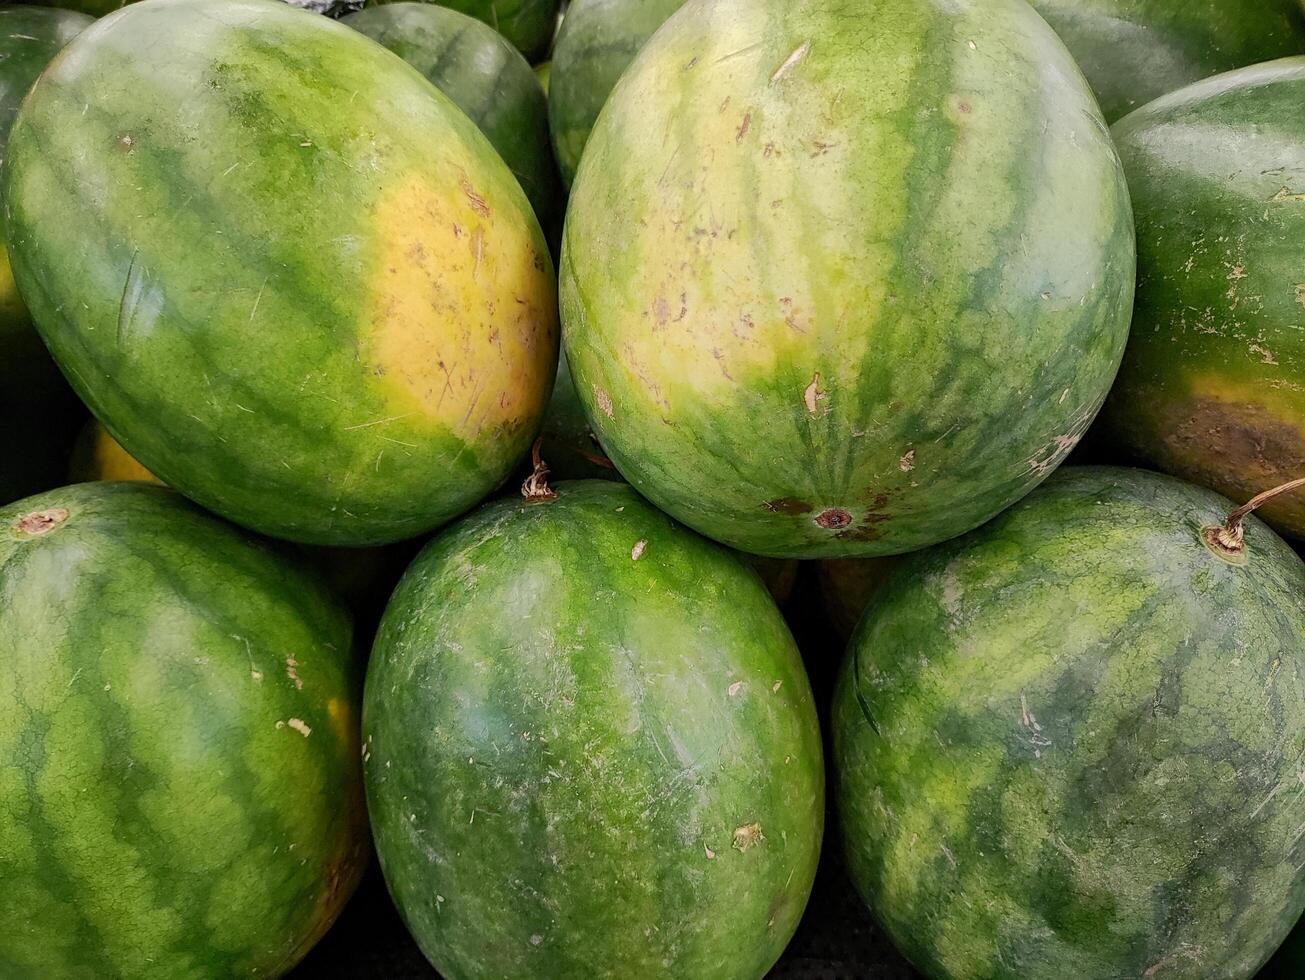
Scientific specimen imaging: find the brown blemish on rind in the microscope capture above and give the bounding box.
[732,822,764,852]
[815,507,852,530]
[1147,390,1305,531]
[764,497,812,516]
[14,508,69,536]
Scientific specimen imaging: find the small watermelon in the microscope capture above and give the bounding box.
[364,479,824,978]
[342,3,561,232]
[1028,0,1305,121]
[5,0,557,546]
[365,0,561,61]
[0,482,368,976]
[546,0,684,186]
[834,466,1305,979]
[1101,59,1305,539]
[561,0,1135,558]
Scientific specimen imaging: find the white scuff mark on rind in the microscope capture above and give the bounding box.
[631,539,647,561]
[286,656,303,690]
[728,681,743,697]
[803,372,824,414]
[593,384,614,419]
[733,822,764,852]
[772,680,782,693]
[770,41,811,84]
[1250,343,1278,365]
[529,935,543,946]
[899,450,915,472]
[278,718,312,737]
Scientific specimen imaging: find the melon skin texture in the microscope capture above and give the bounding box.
[833,466,1305,980]
[4,0,557,546]
[342,3,561,232]
[367,0,562,61]
[546,0,685,186]
[1028,0,1305,122]
[560,0,1135,559]
[364,479,824,979]
[0,482,368,978]
[1101,59,1305,539]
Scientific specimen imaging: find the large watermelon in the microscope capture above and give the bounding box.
[0,481,368,977]
[0,6,93,506]
[833,466,1305,979]
[341,3,561,233]
[1027,0,1305,121]
[364,479,823,978]
[4,0,557,546]
[1100,60,1305,540]
[546,0,683,186]
[365,0,560,61]
[560,0,1135,559]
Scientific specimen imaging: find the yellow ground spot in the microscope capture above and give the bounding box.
[365,171,557,442]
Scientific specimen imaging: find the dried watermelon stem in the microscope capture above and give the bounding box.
[1206,476,1305,555]
[521,438,557,502]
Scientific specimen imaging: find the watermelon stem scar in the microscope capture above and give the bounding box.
[1204,475,1305,558]
[521,438,557,502]
[12,507,68,536]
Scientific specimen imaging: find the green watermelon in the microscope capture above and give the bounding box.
[341,3,561,232]
[560,0,1135,559]
[0,482,368,977]
[1028,0,1305,122]
[833,466,1305,979]
[546,0,683,186]
[364,479,823,978]
[365,0,560,61]
[1100,60,1305,540]
[0,6,94,506]
[4,0,557,547]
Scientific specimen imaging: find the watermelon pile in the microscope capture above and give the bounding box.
[3,0,1305,977]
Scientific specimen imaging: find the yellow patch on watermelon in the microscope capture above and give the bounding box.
[364,170,556,443]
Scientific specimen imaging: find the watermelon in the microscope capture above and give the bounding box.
[0,6,94,506]
[4,0,557,547]
[365,0,560,61]
[833,466,1305,979]
[560,0,1135,559]
[341,3,560,232]
[0,481,368,977]
[1027,0,1305,122]
[364,479,823,978]
[1100,60,1305,540]
[534,59,550,94]
[546,0,683,186]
